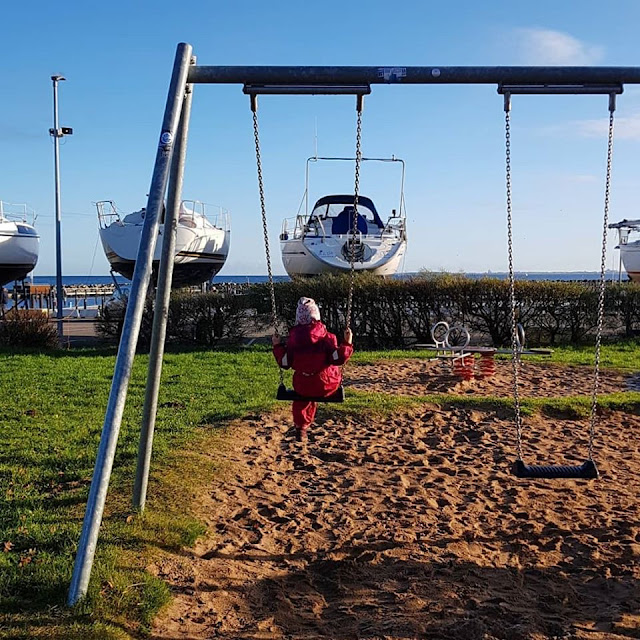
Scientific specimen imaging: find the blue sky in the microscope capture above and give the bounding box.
[2,0,640,276]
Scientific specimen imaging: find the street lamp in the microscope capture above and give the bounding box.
[49,75,72,344]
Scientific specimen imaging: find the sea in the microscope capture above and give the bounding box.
[26,271,624,287]
[6,271,624,313]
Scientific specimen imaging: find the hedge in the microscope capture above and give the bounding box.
[248,273,640,349]
[96,290,251,348]
[95,274,640,350]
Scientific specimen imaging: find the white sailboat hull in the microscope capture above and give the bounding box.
[100,223,230,287]
[0,220,39,286]
[619,241,640,282]
[282,234,406,277]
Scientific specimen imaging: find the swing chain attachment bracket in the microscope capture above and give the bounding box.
[497,83,623,96]
[243,84,371,96]
[498,83,623,115]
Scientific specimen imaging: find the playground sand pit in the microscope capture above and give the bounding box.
[347,358,629,397]
[151,400,640,639]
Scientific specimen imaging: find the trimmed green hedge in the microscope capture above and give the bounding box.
[248,273,640,348]
[96,274,640,350]
[96,290,250,348]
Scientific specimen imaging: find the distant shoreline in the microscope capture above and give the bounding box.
[24,271,625,286]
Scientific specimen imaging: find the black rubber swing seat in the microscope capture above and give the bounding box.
[513,459,599,479]
[276,383,345,403]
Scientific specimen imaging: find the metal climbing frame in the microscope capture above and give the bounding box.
[67,42,640,606]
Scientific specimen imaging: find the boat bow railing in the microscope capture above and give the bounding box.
[281,214,310,241]
[181,200,230,232]
[383,214,407,240]
[0,201,36,225]
[281,212,406,245]
[96,201,122,229]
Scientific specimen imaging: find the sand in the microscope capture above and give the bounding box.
[150,360,640,640]
[348,358,630,398]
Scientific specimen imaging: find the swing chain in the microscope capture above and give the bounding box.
[504,97,524,461]
[251,97,284,385]
[507,91,615,465]
[345,101,363,331]
[589,101,616,460]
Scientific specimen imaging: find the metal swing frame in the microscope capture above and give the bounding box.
[68,42,640,605]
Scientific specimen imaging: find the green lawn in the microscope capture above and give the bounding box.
[0,342,639,638]
[352,339,640,371]
[0,347,282,638]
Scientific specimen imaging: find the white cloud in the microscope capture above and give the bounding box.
[515,28,604,65]
[538,110,640,142]
[565,174,598,183]
[573,113,640,140]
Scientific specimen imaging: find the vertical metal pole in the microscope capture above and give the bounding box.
[67,42,193,606]
[305,158,310,216]
[51,76,65,344]
[133,60,195,511]
[618,243,623,283]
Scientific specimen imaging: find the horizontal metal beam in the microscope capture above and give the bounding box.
[189,65,640,86]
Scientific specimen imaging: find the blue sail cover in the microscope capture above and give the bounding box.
[331,207,368,234]
[312,195,384,234]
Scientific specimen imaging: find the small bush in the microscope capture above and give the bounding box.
[95,299,128,341]
[166,291,249,346]
[97,291,250,349]
[0,310,59,348]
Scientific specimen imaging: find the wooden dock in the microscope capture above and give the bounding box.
[6,283,116,313]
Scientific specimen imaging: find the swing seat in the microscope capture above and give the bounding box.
[276,383,345,403]
[513,459,599,479]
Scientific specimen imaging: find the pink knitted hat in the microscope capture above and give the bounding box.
[296,297,321,325]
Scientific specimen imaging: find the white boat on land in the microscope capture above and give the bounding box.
[280,156,408,277]
[97,200,230,287]
[609,219,640,282]
[0,201,39,287]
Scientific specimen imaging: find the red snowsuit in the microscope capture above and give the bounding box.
[273,321,354,431]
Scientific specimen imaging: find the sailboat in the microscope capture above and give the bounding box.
[0,201,39,287]
[97,199,230,287]
[609,218,640,281]
[279,156,407,277]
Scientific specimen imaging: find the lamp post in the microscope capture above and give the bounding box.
[49,75,72,344]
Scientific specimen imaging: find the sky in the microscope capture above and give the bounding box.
[2,0,640,277]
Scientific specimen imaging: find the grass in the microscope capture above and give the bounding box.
[352,339,640,372]
[541,339,640,371]
[0,341,639,637]
[0,346,281,638]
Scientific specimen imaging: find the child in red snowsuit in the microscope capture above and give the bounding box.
[272,297,354,441]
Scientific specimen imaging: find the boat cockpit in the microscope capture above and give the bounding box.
[307,195,384,236]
